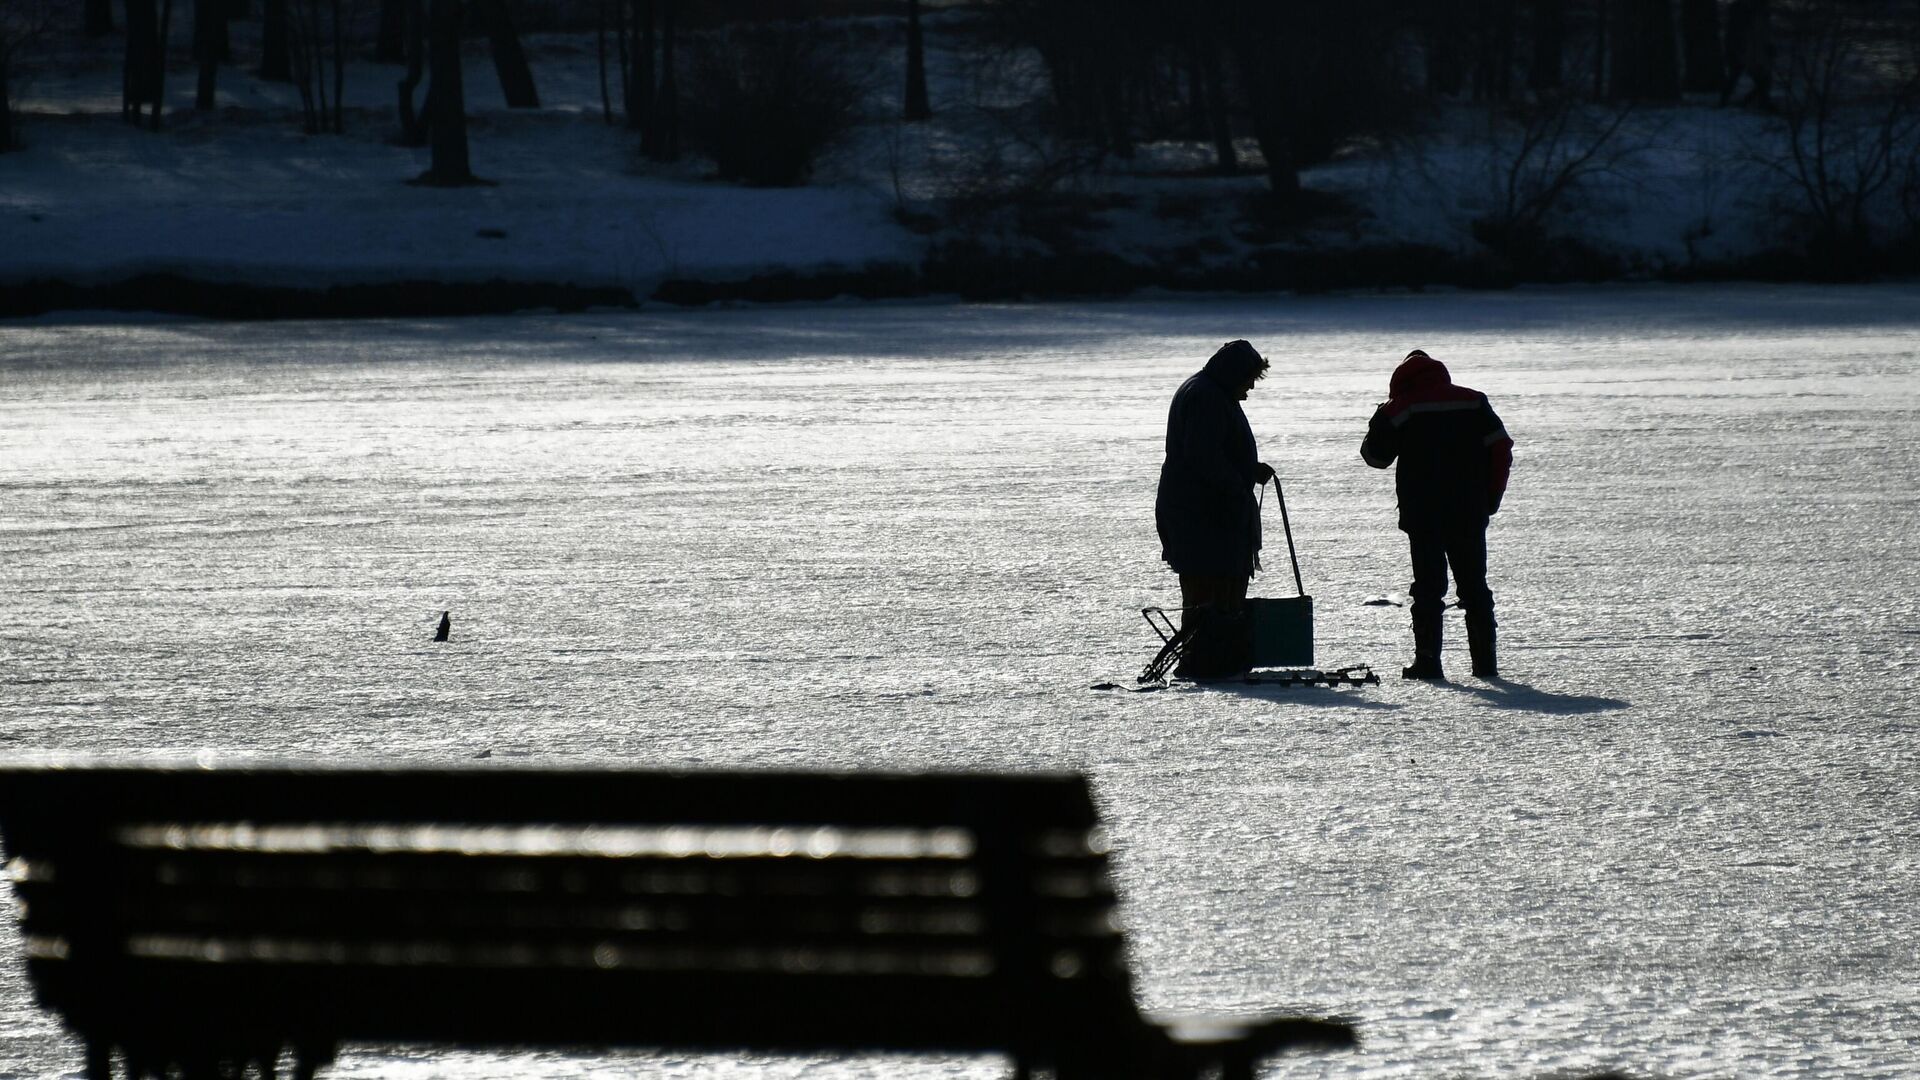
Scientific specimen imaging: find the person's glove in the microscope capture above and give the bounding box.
[1254,462,1275,484]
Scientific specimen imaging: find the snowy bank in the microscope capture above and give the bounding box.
[2,13,1915,318]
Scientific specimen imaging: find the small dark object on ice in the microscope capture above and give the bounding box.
[474,748,492,759]
[1089,680,1169,693]
[434,611,451,642]
[1361,594,1404,606]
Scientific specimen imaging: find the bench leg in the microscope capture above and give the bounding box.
[83,1041,112,1080]
[291,1044,337,1080]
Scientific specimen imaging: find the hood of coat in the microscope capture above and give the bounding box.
[1390,349,1452,398]
[1201,339,1266,390]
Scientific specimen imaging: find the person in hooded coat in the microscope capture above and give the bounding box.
[1155,339,1276,678]
[1362,349,1513,680]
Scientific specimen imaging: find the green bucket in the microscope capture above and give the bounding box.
[1247,474,1314,668]
[1247,595,1313,668]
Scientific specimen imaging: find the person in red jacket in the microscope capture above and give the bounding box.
[1361,349,1513,679]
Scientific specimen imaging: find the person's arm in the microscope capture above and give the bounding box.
[1176,389,1258,497]
[1481,396,1513,513]
[1360,404,1398,469]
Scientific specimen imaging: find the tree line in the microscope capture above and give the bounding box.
[3,0,1916,261]
[990,1,1916,204]
[1,1,916,186]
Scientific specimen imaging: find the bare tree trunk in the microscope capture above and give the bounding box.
[1184,44,1207,140]
[1237,54,1299,204]
[1253,120,1300,204]
[1593,0,1608,98]
[1719,0,1773,108]
[260,0,291,80]
[1491,0,1517,101]
[195,0,220,110]
[87,0,116,37]
[377,0,407,62]
[125,0,162,123]
[332,0,346,131]
[1200,41,1236,174]
[1102,66,1132,158]
[397,0,427,143]
[0,50,14,151]
[1610,0,1678,101]
[1679,0,1721,93]
[597,0,612,123]
[481,0,538,107]
[613,0,631,125]
[1528,0,1564,91]
[904,0,931,120]
[153,0,176,130]
[293,0,314,125]
[419,0,477,184]
[644,0,676,160]
[304,0,329,131]
[629,0,654,133]
[1424,0,1469,96]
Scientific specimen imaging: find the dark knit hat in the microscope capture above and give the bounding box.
[1204,339,1269,383]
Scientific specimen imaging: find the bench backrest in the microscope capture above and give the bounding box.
[0,764,1137,1072]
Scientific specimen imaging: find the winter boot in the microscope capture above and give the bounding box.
[1401,605,1445,680]
[1467,612,1498,678]
[1401,655,1444,680]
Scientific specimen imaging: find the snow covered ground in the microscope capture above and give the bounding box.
[3,284,1917,1078]
[0,12,1877,308]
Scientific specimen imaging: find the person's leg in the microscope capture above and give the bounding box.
[1176,575,1220,679]
[1177,574,1250,679]
[1224,574,1249,606]
[1405,531,1448,679]
[1179,575,1224,624]
[1218,574,1251,673]
[1448,523,1497,677]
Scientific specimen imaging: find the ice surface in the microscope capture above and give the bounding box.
[2,284,1918,1078]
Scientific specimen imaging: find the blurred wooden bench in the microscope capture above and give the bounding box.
[0,762,1354,1080]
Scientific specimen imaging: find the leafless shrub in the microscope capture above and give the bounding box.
[0,0,58,151]
[288,0,365,135]
[1759,0,1920,267]
[1470,93,1641,258]
[679,19,870,186]
[928,16,1110,209]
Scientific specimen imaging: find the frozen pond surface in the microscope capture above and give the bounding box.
[2,285,1918,1079]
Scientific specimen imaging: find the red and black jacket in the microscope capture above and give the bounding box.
[1361,351,1512,531]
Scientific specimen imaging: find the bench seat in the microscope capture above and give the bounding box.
[0,762,1354,1079]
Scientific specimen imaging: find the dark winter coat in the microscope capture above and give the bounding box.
[1155,342,1266,578]
[1361,351,1513,532]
